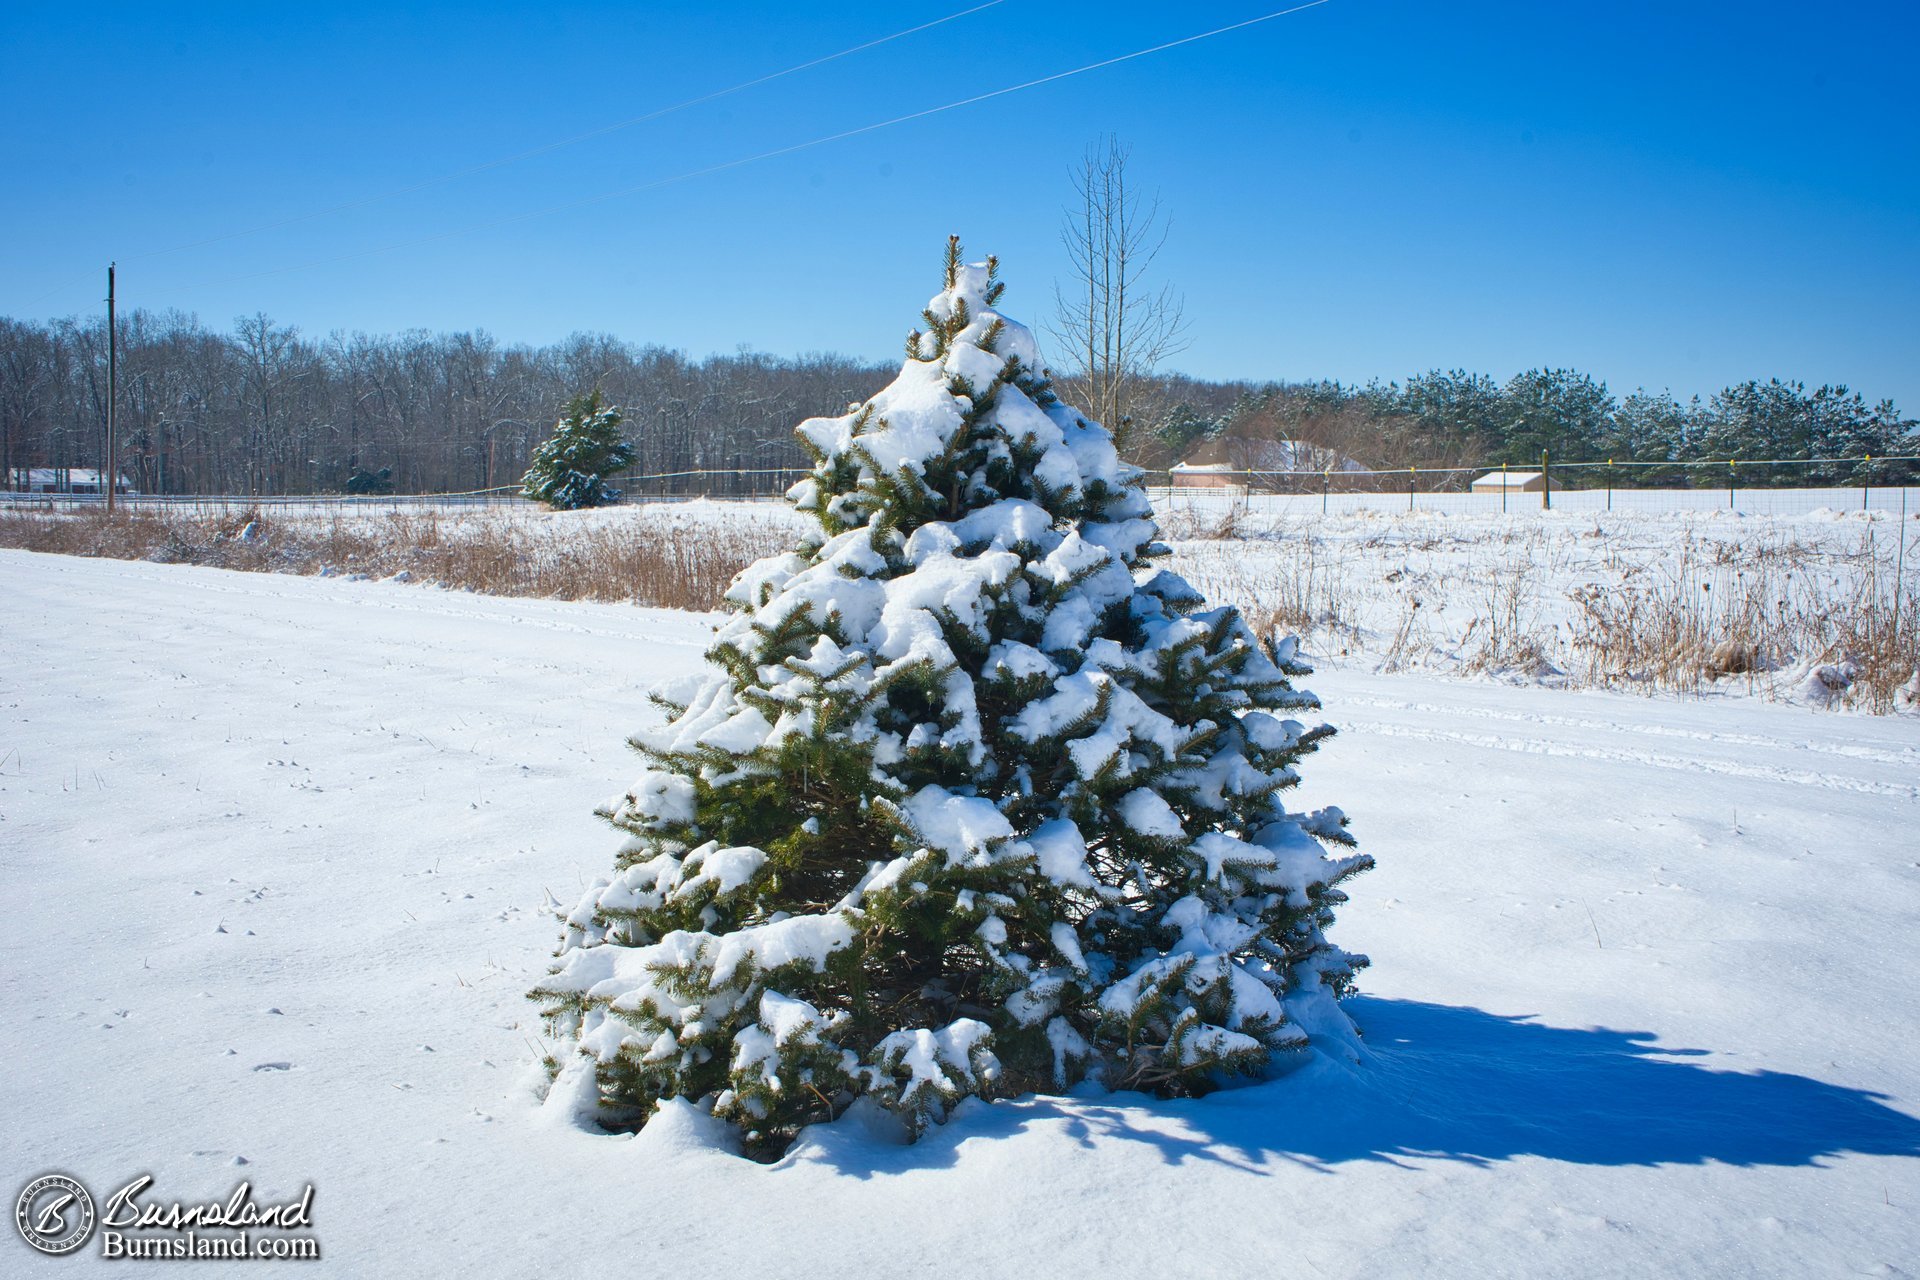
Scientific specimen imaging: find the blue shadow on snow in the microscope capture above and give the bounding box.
[797,998,1920,1176]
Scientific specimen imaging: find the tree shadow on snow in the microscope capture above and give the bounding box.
[796,998,1920,1178]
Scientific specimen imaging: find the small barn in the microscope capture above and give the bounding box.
[1167,460,1244,489]
[1470,469,1546,494]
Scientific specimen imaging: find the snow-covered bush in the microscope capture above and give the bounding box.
[530,239,1371,1156]
[521,390,635,510]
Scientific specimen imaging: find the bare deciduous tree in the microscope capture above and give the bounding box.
[1049,135,1188,457]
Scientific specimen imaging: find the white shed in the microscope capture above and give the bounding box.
[1470,469,1546,494]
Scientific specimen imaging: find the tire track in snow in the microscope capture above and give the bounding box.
[1337,693,1919,768]
[1343,720,1919,800]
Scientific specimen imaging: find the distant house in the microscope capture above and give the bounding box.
[1170,438,1370,489]
[8,468,136,495]
[1469,469,1546,494]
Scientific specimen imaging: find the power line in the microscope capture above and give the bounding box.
[178,0,1342,293]
[127,1,1012,263]
[9,0,1009,311]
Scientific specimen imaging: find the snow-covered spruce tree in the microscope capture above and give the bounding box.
[531,239,1369,1156]
[521,390,636,509]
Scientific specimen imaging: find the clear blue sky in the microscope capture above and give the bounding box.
[5,1,1917,410]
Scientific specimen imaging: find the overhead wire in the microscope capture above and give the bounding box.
[10,0,1009,310]
[21,0,1337,307]
[193,0,1338,292]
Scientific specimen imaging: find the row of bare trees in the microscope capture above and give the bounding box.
[6,301,1909,499]
[0,311,890,496]
[0,136,1199,498]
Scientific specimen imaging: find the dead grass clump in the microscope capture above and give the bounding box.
[1459,541,1557,677]
[1706,639,1759,676]
[1184,536,1355,653]
[1207,505,1246,540]
[1378,598,1428,672]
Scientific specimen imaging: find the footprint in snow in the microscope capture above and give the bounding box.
[252,1062,293,1072]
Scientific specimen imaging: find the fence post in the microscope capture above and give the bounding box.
[1501,461,1508,514]
[1606,459,1613,512]
[1864,454,1872,513]
[1541,449,1551,511]
[1322,467,1329,516]
[1728,459,1736,511]
[1408,464,1417,512]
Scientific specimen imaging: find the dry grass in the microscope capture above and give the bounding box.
[1565,532,1920,712]
[1461,569,1552,677]
[0,506,786,612]
[1180,540,1359,657]
[1170,511,1920,713]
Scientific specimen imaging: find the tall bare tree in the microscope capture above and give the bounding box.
[1049,135,1188,457]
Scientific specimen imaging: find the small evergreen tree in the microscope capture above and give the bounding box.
[344,464,393,495]
[531,240,1370,1156]
[521,390,635,509]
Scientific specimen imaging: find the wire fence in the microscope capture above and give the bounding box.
[598,455,1920,518]
[5,455,1917,519]
[1145,454,1920,519]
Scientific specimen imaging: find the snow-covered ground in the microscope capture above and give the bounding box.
[30,494,1911,705]
[3,550,1917,1277]
[1164,504,1920,708]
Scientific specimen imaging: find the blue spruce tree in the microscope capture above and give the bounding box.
[521,390,635,509]
[532,240,1370,1157]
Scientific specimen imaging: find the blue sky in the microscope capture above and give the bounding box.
[5,1,1917,410]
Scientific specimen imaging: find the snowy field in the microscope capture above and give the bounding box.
[50,492,1904,707]
[3,549,1917,1277]
[1163,503,1919,709]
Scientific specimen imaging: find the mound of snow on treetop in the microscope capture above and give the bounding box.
[4,550,1917,1278]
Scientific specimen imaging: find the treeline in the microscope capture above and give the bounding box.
[1141,370,1918,486]
[0,311,887,496]
[2,312,1913,495]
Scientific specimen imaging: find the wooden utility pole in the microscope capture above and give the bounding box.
[106,264,116,515]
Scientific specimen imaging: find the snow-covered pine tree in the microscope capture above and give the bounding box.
[520,390,636,509]
[531,239,1370,1156]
